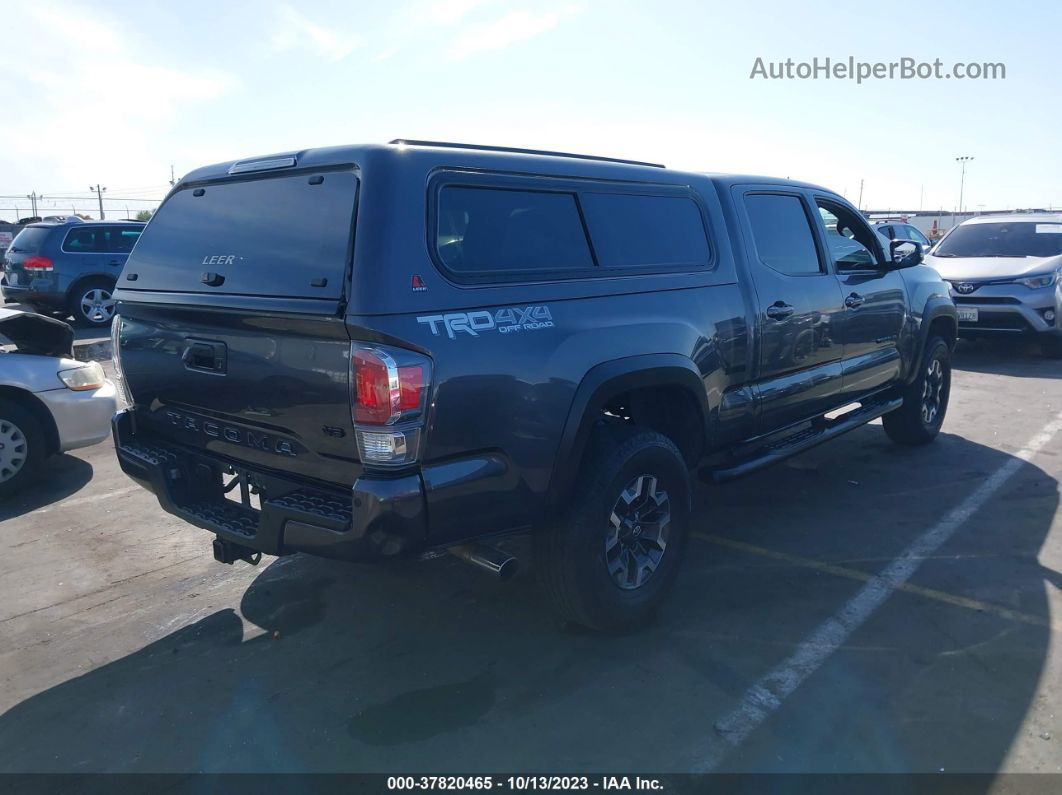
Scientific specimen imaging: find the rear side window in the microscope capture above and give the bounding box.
[9,227,51,254]
[125,172,356,298]
[437,187,594,275]
[63,226,142,253]
[434,181,711,280]
[103,227,142,253]
[64,227,99,252]
[744,194,822,275]
[580,193,709,269]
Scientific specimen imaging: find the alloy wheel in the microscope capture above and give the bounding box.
[80,288,115,324]
[604,474,671,590]
[921,357,945,425]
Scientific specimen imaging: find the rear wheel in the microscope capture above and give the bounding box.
[882,336,951,445]
[0,399,46,499]
[533,426,691,632]
[69,279,116,328]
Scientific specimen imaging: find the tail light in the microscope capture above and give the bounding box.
[350,342,432,468]
[111,316,135,406]
[23,256,53,272]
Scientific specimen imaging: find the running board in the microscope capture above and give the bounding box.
[701,397,903,483]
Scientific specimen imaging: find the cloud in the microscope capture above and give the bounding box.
[446,6,580,60]
[270,4,362,61]
[421,0,495,25]
[0,3,239,201]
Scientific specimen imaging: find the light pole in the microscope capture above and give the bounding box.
[955,156,974,219]
[26,191,43,218]
[90,185,107,220]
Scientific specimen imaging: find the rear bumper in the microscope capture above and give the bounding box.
[112,410,426,561]
[1,279,64,307]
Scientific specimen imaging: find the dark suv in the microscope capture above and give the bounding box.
[2,217,145,327]
[111,141,956,630]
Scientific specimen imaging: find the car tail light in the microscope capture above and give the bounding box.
[350,342,432,468]
[23,256,53,272]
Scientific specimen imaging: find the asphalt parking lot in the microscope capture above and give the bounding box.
[0,339,1059,775]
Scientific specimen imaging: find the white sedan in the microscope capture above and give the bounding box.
[0,308,117,497]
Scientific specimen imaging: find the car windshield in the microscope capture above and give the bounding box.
[934,221,1062,258]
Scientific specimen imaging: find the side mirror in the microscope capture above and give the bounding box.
[890,239,924,268]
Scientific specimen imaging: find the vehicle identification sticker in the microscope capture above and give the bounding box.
[417,305,554,339]
[1036,224,1062,234]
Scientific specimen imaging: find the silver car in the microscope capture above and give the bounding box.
[924,214,1062,358]
[0,308,118,496]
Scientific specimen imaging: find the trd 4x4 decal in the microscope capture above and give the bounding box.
[417,306,554,339]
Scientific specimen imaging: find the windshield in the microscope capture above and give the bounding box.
[934,221,1062,258]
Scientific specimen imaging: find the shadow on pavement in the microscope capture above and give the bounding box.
[952,338,1062,378]
[0,428,1057,778]
[0,453,93,521]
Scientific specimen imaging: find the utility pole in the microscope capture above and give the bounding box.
[90,185,107,220]
[170,165,176,187]
[955,156,974,218]
[919,184,924,212]
[857,179,864,211]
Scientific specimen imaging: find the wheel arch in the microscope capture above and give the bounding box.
[909,298,957,384]
[0,386,60,455]
[545,354,710,510]
[66,274,118,305]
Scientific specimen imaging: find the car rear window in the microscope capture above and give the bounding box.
[8,227,50,255]
[434,183,709,280]
[123,172,357,298]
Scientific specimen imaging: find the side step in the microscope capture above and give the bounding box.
[702,397,903,483]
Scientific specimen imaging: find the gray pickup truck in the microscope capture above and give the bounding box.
[110,140,957,630]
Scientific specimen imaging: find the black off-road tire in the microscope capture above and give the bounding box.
[533,425,691,632]
[882,336,951,446]
[0,399,47,500]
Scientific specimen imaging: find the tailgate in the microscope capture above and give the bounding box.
[115,165,361,486]
[119,302,359,486]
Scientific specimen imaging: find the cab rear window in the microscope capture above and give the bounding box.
[124,172,357,298]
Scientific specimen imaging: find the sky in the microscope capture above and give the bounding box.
[1,0,1059,222]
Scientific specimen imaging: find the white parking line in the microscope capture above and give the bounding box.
[694,410,1062,772]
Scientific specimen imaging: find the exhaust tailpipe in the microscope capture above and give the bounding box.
[449,543,519,581]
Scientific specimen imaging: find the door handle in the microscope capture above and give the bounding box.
[182,340,227,373]
[108,260,121,266]
[844,293,866,309]
[765,302,795,320]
